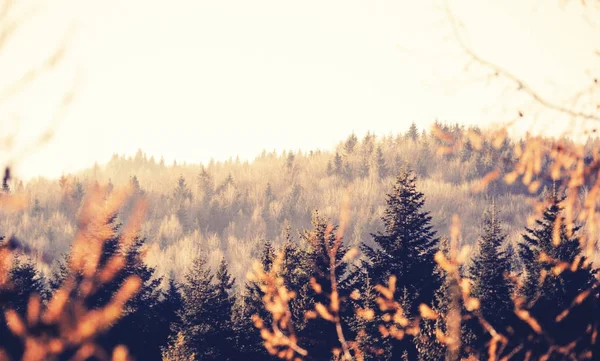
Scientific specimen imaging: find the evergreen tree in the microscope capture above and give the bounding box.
[94,236,165,361]
[511,190,598,360]
[360,168,441,360]
[406,122,419,142]
[326,161,334,177]
[49,253,71,292]
[376,146,388,179]
[178,256,215,359]
[344,133,358,154]
[334,152,344,176]
[465,203,514,356]
[156,275,185,353]
[2,167,10,194]
[296,212,358,361]
[129,175,145,196]
[206,258,236,361]
[286,152,296,173]
[177,256,237,361]
[0,255,48,359]
[236,242,276,361]
[173,175,193,203]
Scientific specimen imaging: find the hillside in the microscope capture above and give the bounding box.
[0,123,586,282]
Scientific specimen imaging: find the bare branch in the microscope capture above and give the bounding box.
[444,0,600,124]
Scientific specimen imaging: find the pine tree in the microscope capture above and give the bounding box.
[93,236,165,361]
[173,175,193,203]
[334,152,344,176]
[512,190,598,360]
[0,256,48,359]
[465,203,514,356]
[360,168,441,360]
[286,152,296,173]
[518,189,581,306]
[129,175,144,196]
[1,167,10,194]
[49,253,71,292]
[178,256,238,361]
[206,258,236,361]
[349,267,391,361]
[406,122,419,142]
[376,146,388,180]
[178,256,215,359]
[156,275,185,353]
[296,212,358,361]
[344,133,359,154]
[236,242,276,361]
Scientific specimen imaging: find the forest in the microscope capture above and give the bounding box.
[1,124,600,361]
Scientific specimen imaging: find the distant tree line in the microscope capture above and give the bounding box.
[6,123,599,286]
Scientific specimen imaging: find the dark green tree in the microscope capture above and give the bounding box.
[511,190,598,360]
[0,255,48,359]
[465,203,514,356]
[296,212,358,361]
[360,168,441,360]
[236,242,276,361]
[155,275,185,353]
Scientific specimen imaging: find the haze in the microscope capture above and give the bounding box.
[3,0,598,180]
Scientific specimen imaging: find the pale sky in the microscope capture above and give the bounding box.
[1,0,598,180]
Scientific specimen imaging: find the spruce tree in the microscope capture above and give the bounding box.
[376,146,388,180]
[178,256,215,359]
[156,275,185,353]
[334,152,344,176]
[94,236,164,361]
[465,203,514,356]
[344,133,358,154]
[236,242,276,361]
[296,212,358,361]
[206,258,236,361]
[512,190,598,360]
[360,168,441,360]
[406,122,419,142]
[1,167,10,194]
[0,256,48,359]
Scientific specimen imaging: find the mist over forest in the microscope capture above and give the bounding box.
[2,123,564,283]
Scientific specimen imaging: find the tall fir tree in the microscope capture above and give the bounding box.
[296,211,358,361]
[177,256,216,360]
[205,258,237,361]
[406,122,419,142]
[512,189,599,360]
[334,152,344,176]
[360,168,441,360]
[0,255,48,359]
[156,274,185,354]
[464,202,515,357]
[236,241,276,361]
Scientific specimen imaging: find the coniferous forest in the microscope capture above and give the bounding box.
[1,125,600,361]
[2,1,600,360]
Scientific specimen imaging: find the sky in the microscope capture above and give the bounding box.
[1,0,598,180]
